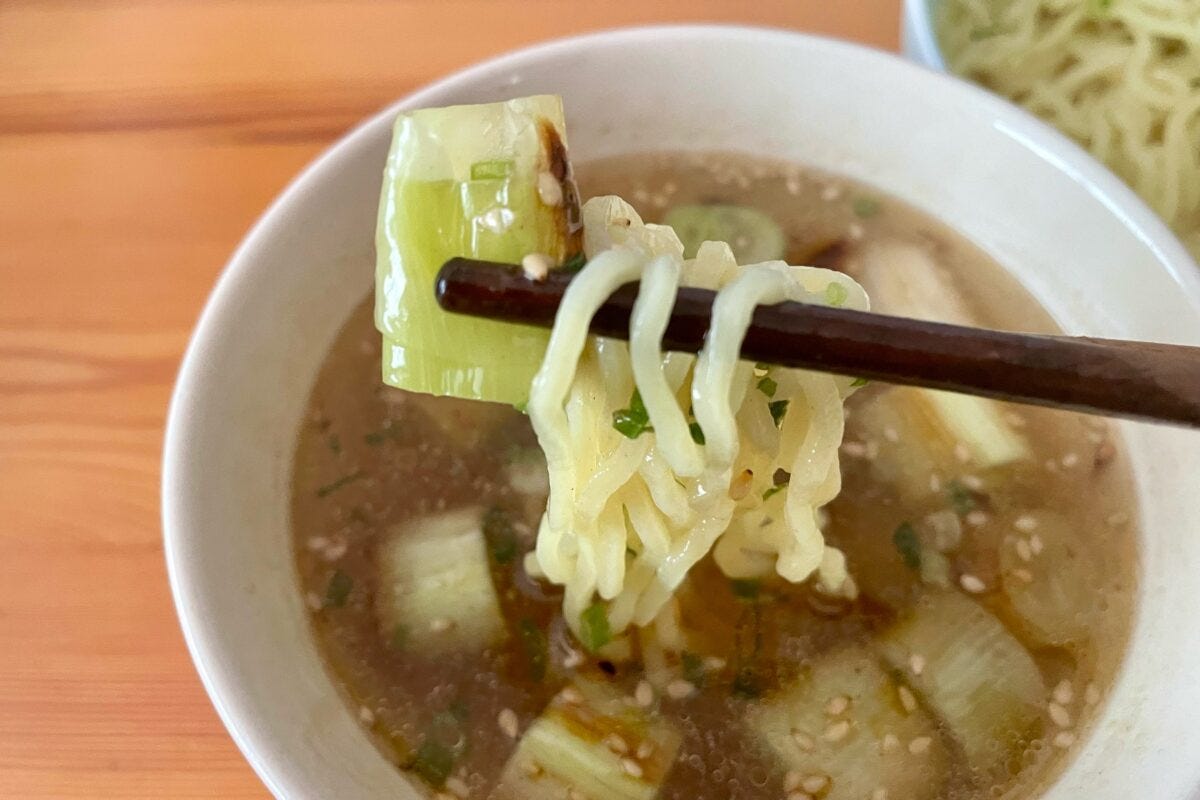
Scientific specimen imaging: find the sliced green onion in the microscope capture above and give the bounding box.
[324,569,353,607]
[689,421,706,445]
[852,196,881,218]
[769,400,789,426]
[613,389,652,439]
[482,506,518,564]
[730,578,761,601]
[410,739,454,786]
[579,603,612,652]
[316,470,364,498]
[756,375,778,397]
[518,619,548,681]
[892,522,921,570]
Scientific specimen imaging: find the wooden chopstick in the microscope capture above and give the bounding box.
[434,258,1200,428]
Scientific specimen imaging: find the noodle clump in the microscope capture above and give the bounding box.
[938,0,1200,258]
[525,196,868,635]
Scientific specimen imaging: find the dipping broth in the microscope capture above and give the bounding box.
[291,152,1137,800]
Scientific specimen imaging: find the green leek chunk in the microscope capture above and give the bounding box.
[613,390,652,439]
[376,95,582,405]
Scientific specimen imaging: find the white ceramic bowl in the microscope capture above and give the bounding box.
[163,25,1200,800]
[901,0,946,69]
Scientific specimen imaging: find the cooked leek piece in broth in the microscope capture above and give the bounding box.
[290,97,1137,800]
[375,95,582,405]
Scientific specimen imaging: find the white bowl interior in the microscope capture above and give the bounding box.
[164,26,1200,800]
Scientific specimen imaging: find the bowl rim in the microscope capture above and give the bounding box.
[162,22,1200,799]
[903,0,948,69]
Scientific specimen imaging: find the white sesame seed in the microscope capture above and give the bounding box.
[1053,731,1076,749]
[1107,511,1130,527]
[841,441,868,458]
[306,536,330,552]
[521,252,553,281]
[703,656,727,671]
[635,680,654,708]
[881,733,901,753]
[825,695,851,716]
[954,443,971,463]
[1014,515,1039,533]
[498,708,519,738]
[1049,702,1073,728]
[786,792,814,800]
[908,736,933,755]
[1046,705,1075,729]
[562,649,585,669]
[1061,452,1079,468]
[560,686,583,705]
[429,617,454,633]
[358,706,375,725]
[848,222,865,240]
[960,574,987,594]
[666,679,696,700]
[636,740,654,760]
[872,789,889,800]
[1085,683,1101,705]
[898,686,918,714]
[1053,680,1074,705]
[620,757,643,778]
[1016,539,1033,562]
[444,776,470,798]
[1006,412,1027,427]
[929,473,942,492]
[802,775,830,794]
[1029,534,1044,555]
[824,719,851,742]
[792,730,815,751]
[821,183,843,201]
[909,654,926,676]
[784,770,804,792]
[1012,568,1034,583]
[603,733,628,754]
[536,172,563,207]
[786,179,802,196]
[965,510,988,527]
[961,474,984,491]
[883,426,900,443]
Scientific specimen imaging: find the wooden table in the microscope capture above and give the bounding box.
[0,3,899,796]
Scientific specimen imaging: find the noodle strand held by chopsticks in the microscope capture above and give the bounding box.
[526,196,867,638]
[938,0,1200,259]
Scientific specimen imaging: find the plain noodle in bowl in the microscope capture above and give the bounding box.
[525,196,867,634]
[937,0,1200,257]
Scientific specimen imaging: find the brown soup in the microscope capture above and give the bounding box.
[292,152,1137,800]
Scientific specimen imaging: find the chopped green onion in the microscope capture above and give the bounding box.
[852,196,881,218]
[469,159,514,180]
[689,421,706,445]
[482,506,518,564]
[390,623,409,650]
[947,480,976,516]
[824,282,849,306]
[731,578,761,601]
[769,400,789,426]
[316,470,364,498]
[681,651,707,688]
[850,377,870,388]
[612,389,652,439]
[324,569,353,607]
[578,602,612,652]
[762,482,788,500]
[446,699,471,723]
[756,375,778,398]
[518,618,549,681]
[512,400,528,414]
[410,739,454,786]
[892,522,921,571]
[560,251,587,273]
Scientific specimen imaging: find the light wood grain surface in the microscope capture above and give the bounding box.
[0,3,899,796]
